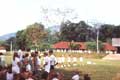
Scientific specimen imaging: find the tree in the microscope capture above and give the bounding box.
[43,28,60,44]
[99,24,114,42]
[86,41,103,51]
[25,23,47,49]
[16,30,27,50]
[60,21,92,42]
[69,41,80,50]
[6,37,16,50]
[39,43,51,51]
[113,25,120,38]
[0,40,5,45]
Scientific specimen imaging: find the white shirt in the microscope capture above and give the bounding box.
[0,55,5,61]
[26,78,34,80]
[61,56,65,63]
[72,74,80,80]
[44,56,50,73]
[12,57,20,74]
[67,57,71,62]
[52,78,59,80]
[50,55,57,65]
[6,72,13,80]
[79,57,83,62]
[18,52,23,61]
[57,57,62,63]
[73,57,77,62]
[12,57,20,66]
[36,57,41,65]
[26,64,31,71]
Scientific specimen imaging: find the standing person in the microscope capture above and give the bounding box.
[61,55,65,68]
[18,49,23,61]
[29,52,35,73]
[67,55,71,67]
[12,52,21,74]
[12,52,21,80]
[33,51,41,79]
[25,59,31,72]
[6,65,14,80]
[0,53,5,67]
[72,55,77,66]
[49,50,58,70]
[35,51,41,71]
[42,52,50,80]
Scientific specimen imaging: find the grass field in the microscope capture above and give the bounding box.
[56,59,120,80]
[3,52,120,80]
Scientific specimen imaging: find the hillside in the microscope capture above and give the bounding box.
[0,32,16,40]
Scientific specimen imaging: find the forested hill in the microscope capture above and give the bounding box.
[0,33,16,40]
[0,25,60,41]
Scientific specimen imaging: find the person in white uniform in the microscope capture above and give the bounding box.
[67,55,71,67]
[12,52,20,74]
[61,55,65,67]
[6,65,14,80]
[42,52,51,80]
[49,50,58,70]
[72,56,77,66]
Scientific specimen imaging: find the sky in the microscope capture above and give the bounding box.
[0,0,120,36]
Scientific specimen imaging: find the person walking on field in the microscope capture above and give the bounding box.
[49,50,58,70]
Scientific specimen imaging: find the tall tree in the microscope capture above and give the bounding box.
[60,21,92,41]
[6,37,16,50]
[113,25,120,38]
[99,24,114,42]
[25,23,47,49]
[16,30,27,50]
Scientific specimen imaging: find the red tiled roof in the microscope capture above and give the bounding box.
[53,41,69,49]
[0,46,6,50]
[53,41,86,50]
[103,43,117,51]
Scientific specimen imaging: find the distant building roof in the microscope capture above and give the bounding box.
[0,46,6,50]
[53,41,86,50]
[103,43,117,51]
[53,41,69,49]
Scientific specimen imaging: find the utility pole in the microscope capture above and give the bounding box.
[10,41,12,54]
[87,19,103,53]
[96,29,99,53]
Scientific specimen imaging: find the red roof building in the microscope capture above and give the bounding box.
[53,41,86,50]
[0,46,6,50]
[103,43,117,51]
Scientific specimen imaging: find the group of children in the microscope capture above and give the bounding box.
[0,50,64,80]
[55,55,83,68]
[0,50,91,80]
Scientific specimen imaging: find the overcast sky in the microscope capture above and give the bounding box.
[0,0,120,36]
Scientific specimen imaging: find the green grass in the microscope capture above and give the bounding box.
[54,52,107,59]
[3,52,120,80]
[54,52,120,80]
[56,59,120,80]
